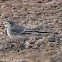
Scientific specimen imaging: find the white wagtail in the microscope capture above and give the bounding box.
[3,20,51,42]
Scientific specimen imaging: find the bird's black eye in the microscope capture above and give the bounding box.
[10,23,11,24]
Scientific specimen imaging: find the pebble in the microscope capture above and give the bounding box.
[49,43,55,47]
[48,37,56,42]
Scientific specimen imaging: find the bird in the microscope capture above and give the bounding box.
[3,20,51,43]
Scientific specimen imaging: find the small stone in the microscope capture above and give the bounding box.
[48,37,56,42]
[49,43,55,47]
[32,46,38,49]
[25,41,31,48]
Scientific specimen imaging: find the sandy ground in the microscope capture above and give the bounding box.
[0,0,62,62]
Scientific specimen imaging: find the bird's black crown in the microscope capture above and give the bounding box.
[7,20,15,26]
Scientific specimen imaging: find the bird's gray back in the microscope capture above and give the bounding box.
[9,24,26,35]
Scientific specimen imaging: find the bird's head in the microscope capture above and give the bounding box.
[3,20,15,28]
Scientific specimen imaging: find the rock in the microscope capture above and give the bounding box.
[25,41,32,48]
[32,46,38,49]
[48,37,56,42]
[49,43,55,47]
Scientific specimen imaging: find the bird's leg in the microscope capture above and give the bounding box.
[14,40,21,51]
[23,39,26,43]
[14,39,26,51]
[16,40,19,43]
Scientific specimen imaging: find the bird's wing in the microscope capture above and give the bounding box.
[10,25,27,35]
[10,24,33,35]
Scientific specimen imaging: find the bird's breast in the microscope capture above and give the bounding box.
[7,29,13,39]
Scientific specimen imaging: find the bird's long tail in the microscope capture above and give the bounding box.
[25,30,51,34]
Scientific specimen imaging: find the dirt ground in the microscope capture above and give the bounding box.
[0,0,62,62]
